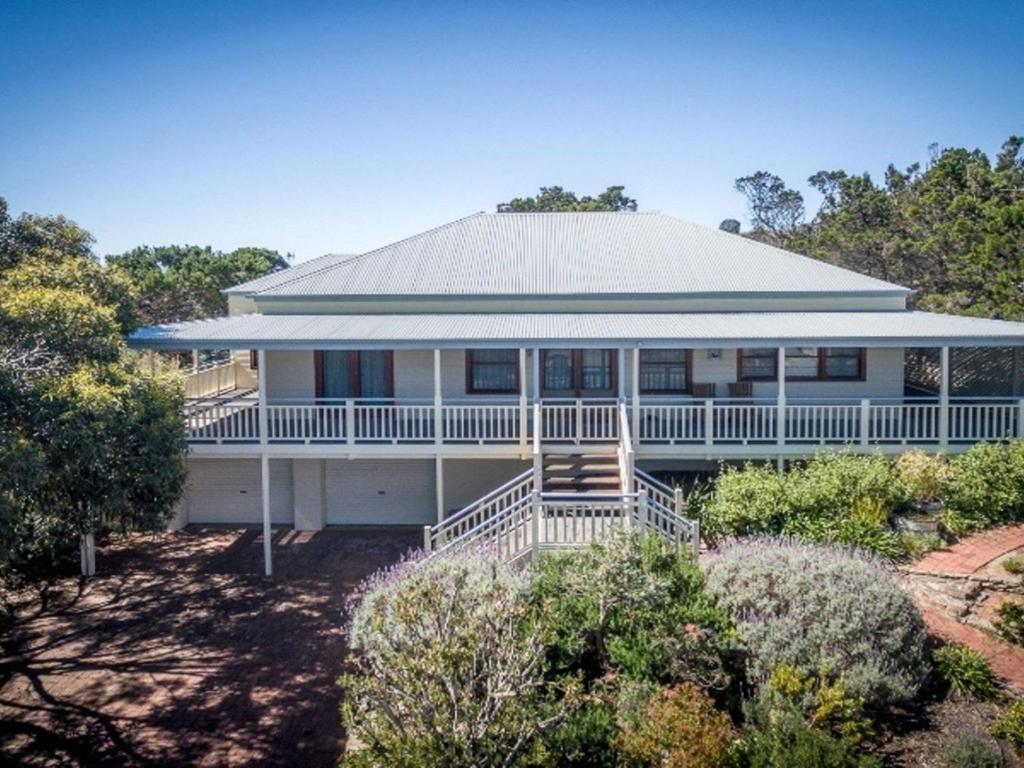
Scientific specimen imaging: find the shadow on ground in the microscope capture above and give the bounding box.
[0,526,420,767]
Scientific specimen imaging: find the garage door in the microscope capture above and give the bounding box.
[186,458,294,525]
[325,459,434,525]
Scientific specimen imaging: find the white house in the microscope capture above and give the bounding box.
[129,211,1024,572]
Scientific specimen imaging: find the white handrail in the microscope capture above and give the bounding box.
[428,468,533,545]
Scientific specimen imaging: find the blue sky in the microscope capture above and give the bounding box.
[2,0,1022,262]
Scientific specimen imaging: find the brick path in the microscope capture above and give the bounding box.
[0,526,420,767]
[906,523,1024,691]
[911,524,1024,576]
[920,604,1024,690]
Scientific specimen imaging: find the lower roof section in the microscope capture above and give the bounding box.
[127,311,1024,351]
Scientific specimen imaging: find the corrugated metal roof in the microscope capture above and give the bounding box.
[247,212,908,298]
[224,252,358,294]
[129,311,1024,350]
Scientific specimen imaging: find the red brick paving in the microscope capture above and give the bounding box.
[919,603,1024,691]
[0,526,420,767]
[911,524,1024,576]
[907,523,1024,692]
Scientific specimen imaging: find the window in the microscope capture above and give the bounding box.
[541,349,617,396]
[315,351,394,399]
[785,347,819,380]
[249,350,259,370]
[738,348,777,380]
[466,349,519,394]
[823,347,864,380]
[639,349,690,394]
[543,349,575,392]
[739,348,866,382]
[581,350,613,392]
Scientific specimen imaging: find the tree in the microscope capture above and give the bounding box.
[0,197,95,270]
[731,136,1024,320]
[719,219,741,234]
[734,172,805,247]
[497,185,637,213]
[0,198,187,582]
[107,244,290,325]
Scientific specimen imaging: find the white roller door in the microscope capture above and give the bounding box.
[325,459,434,525]
[185,458,294,525]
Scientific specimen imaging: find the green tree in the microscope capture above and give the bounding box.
[497,185,637,213]
[734,172,805,247]
[732,136,1024,320]
[0,199,186,582]
[107,244,289,324]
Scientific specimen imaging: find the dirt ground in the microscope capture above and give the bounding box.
[0,526,420,767]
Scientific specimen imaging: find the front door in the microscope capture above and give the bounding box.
[541,349,617,398]
[317,351,394,399]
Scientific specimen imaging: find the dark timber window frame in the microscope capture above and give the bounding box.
[737,347,867,382]
[465,349,521,395]
[314,350,395,399]
[638,349,693,394]
[540,349,618,397]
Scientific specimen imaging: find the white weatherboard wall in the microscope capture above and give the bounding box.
[265,350,316,399]
[325,459,435,524]
[442,459,532,517]
[260,347,905,401]
[184,458,294,525]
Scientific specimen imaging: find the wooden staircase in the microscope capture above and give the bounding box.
[542,452,621,494]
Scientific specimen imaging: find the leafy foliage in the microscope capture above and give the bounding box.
[497,185,637,213]
[989,700,1024,755]
[732,136,1024,321]
[702,538,929,709]
[941,442,1024,535]
[615,683,734,768]
[993,603,1024,646]
[0,200,186,582]
[531,530,733,687]
[894,450,949,503]
[701,462,789,540]
[701,452,908,558]
[738,691,881,768]
[107,244,289,324]
[942,732,1006,768]
[1002,557,1024,575]
[340,548,572,768]
[932,644,1002,701]
[763,665,873,747]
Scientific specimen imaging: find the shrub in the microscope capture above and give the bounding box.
[765,664,873,747]
[532,530,733,687]
[616,683,734,768]
[539,696,618,768]
[933,644,1002,701]
[701,462,790,540]
[786,451,908,521]
[990,700,1024,755]
[702,538,929,709]
[702,453,912,559]
[1003,557,1024,576]
[994,602,1024,646]
[942,731,1006,768]
[895,449,948,503]
[942,442,1024,535]
[340,548,570,767]
[739,692,881,768]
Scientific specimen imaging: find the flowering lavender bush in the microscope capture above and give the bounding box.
[702,538,928,709]
[340,547,573,767]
